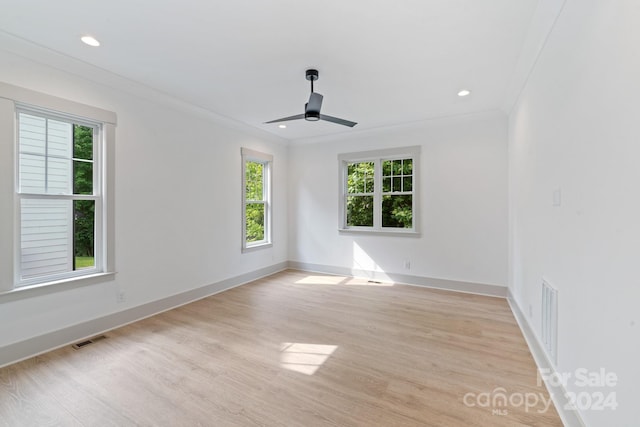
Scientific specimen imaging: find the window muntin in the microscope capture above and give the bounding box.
[242,148,272,251]
[17,109,102,284]
[339,147,419,233]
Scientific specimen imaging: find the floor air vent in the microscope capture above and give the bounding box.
[541,279,558,364]
[72,335,107,350]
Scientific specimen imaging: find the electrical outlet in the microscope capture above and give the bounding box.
[403,259,411,270]
[529,304,533,318]
[117,291,126,303]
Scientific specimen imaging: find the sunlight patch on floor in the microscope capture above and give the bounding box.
[295,275,346,285]
[343,278,394,287]
[280,342,338,375]
[295,275,394,287]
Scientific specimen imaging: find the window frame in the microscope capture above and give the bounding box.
[241,148,273,252]
[16,107,104,286]
[338,146,420,235]
[0,82,116,297]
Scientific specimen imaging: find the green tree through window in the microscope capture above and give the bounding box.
[241,148,272,251]
[245,161,265,243]
[340,147,418,232]
[381,158,412,228]
[346,161,374,226]
[73,125,95,268]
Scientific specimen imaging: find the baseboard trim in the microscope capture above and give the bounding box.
[0,262,288,368]
[507,289,585,427]
[287,261,507,297]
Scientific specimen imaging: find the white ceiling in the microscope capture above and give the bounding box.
[0,0,545,142]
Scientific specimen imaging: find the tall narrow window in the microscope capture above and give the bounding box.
[17,109,102,284]
[242,148,272,251]
[339,146,419,233]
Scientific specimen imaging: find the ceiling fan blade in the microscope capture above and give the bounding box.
[306,92,324,113]
[265,114,305,124]
[320,114,357,127]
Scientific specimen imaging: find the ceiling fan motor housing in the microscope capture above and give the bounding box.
[305,110,320,121]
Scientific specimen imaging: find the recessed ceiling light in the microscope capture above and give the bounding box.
[81,36,100,47]
[458,89,471,97]
[278,124,287,129]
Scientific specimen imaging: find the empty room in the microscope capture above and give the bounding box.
[0,1,637,426]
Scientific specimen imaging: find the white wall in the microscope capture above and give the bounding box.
[0,48,288,347]
[289,112,508,287]
[509,1,640,425]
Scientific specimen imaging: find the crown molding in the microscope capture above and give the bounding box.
[0,30,289,146]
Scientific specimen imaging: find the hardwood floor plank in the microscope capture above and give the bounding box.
[0,270,562,426]
[0,360,83,427]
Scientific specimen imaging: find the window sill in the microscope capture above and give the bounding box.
[0,272,116,303]
[338,228,421,237]
[242,242,273,253]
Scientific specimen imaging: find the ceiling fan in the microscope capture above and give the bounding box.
[266,69,357,128]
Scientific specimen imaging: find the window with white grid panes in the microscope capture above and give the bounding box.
[339,146,419,233]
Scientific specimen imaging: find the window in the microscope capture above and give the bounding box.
[242,148,272,251]
[0,82,116,293]
[17,109,102,284]
[339,146,419,233]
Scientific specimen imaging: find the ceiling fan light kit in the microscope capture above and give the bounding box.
[266,69,357,128]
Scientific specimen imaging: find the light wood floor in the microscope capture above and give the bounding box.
[0,270,561,426]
